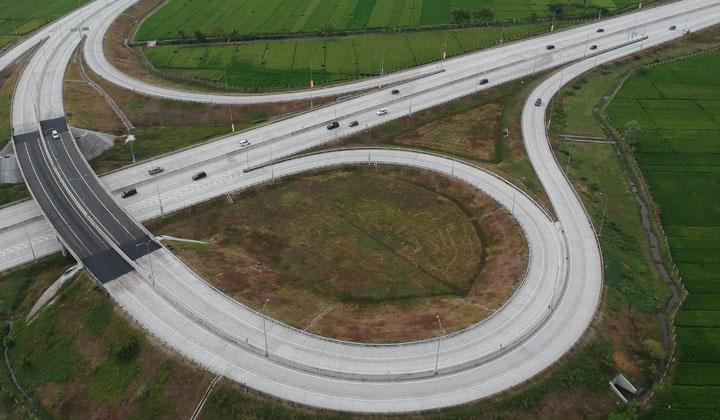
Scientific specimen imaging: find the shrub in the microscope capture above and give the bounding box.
[110,335,141,363]
[643,338,664,361]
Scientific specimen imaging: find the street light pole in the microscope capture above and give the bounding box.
[261,298,270,357]
[598,193,609,237]
[155,179,164,218]
[136,240,155,287]
[367,123,371,164]
[224,70,235,132]
[434,314,446,375]
[451,138,461,176]
[511,176,526,215]
[23,224,37,262]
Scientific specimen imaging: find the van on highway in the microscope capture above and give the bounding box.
[121,188,137,198]
[479,78,489,85]
[192,171,207,181]
[546,45,555,50]
[148,167,164,175]
[50,129,60,140]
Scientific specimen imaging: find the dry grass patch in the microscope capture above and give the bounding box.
[150,166,528,343]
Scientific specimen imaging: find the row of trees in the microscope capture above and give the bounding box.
[173,3,612,45]
[451,8,495,24]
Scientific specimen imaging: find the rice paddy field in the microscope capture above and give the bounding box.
[135,0,639,42]
[144,23,546,90]
[606,52,720,418]
[0,0,89,49]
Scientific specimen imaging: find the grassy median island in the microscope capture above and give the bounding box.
[62,48,321,175]
[148,166,528,342]
[142,23,547,91]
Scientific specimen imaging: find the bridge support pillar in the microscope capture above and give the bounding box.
[57,237,67,257]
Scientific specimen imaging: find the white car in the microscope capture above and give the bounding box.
[50,129,60,140]
[376,108,388,116]
[239,139,250,147]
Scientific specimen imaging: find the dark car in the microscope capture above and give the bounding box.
[121,188,137,198]
[349,120,359,127]
[546,45,555,50]
[596,28,605,33]
[192,171,207,181]
[589,45,598,50]
[391,89,400,94]
[326,121,340,130]
[669,25,676,31]
[148,167,164,175]
[534,98,542,107]
[479,78,489,85]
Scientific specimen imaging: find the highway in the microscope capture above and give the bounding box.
[0,0,718,412]
[4,0,718,270]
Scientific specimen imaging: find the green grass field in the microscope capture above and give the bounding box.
[144,23,546,91]
[1,259,213,418]
[607,52,720,418]
[0,0,89,49]
[135,0,637,42]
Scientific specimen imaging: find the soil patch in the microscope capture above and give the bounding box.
[149,166,528,343]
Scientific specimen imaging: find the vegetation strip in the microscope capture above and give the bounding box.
[134,0,650,42]
[605,51,720,417]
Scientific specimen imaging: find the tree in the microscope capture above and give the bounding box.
[451,8,471,23]
[625,120,644,145]
[111,335,141,363]
[178,30,187,41]
[474,8,495,22]
[549,4,565,15]
[194,29,206,42]
[642,338,663,361]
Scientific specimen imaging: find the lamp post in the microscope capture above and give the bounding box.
[598,193,609,237]
[224,70,235,132]
[261,298,270,357]
[136,240,155,287]
[23,224,37,262]
[451,138,461,176]
[511,176,526,215]
[155,177,164,218]
[367,122,371,164]
[434,314,446,375]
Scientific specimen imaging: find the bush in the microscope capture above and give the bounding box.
[110,335,141,363]
[1,389,15,403]
[643,338,664,361]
